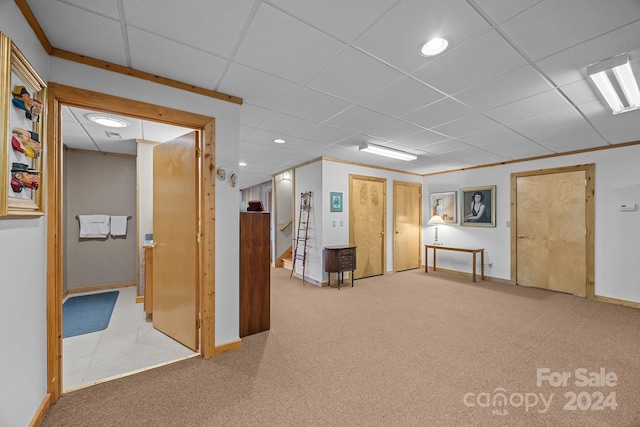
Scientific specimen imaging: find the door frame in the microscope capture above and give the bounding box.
[392,180,422,273]
[46,83,217,402]
[510,164,595,298]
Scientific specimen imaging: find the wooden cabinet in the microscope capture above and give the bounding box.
[324,245,357,289]
[239,212,271,337]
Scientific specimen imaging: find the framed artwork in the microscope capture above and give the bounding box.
[1,32,47,218]
[460,185,496,227]
[216,166,226,181]
[229,172,237,188]
[429,191,456,224]
[330,192,342,212]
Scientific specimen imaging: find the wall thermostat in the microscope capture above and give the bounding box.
[619,203,637,212]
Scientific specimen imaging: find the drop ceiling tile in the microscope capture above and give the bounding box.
[239,140,278,156]
[458,125,529,147]
[484,89,572,123]
[277,88,351,123]
[268,0,398,43]
[455,65,553,111]
[308,47,404,103]
[507,107,585,135]
[393,130,449,149]
[122,0,254,57]
[586,107,640,144]
[240,104,273,128]
[473,0,542,24]
[26,1,127,65]
[421,139,470,154]
[54,0,120,19]
[441,146,509,165]
[94,139,138,155]
[413,30,528,95]
[501,0,640,61]
[233,3,345,84]
[127,27,228,90]
[141,121,192,142]
[431,114,499,138]
[401,98,475,129]
[354,0,490,73]
[478,139,552,159]
[325,105,391,133]
[560,80,599,106]
[358,77,445,118]
[218,63,300,110]
[239,126,253,140]
[365,119,424,141]
[258,112,317,137]
[535,20,640,87]
[538,131,609,152]
[300,125,354,145]
[524,121,597,143]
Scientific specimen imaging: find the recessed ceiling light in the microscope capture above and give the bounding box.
[239,162,247,166]
[421,38,448,56]
[274,138,286,144]
[87,114,130,128]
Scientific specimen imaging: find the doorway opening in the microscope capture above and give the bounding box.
[46,83,217,402]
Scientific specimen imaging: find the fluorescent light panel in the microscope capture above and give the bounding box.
[359,142,417,161]
[587,53,640,114]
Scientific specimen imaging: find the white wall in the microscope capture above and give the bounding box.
[0,3,51,426]
[294,159,422,285]
[274,171,293,263]
[137,141,156,295]
[423,144,640,303]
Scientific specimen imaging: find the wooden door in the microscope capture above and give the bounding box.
[350,175,386,279]
[514,169,587,296]
[393,181,421,272]
[153,131,199,350]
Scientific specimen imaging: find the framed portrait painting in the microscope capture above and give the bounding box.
[460,186,496,227]
[0,32,47,218]
[330,192,342,212]
[429,191,456,224]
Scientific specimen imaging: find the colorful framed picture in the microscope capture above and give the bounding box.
[429,191,456,224]
[1,32,47,218]
[330,192,342,212]
[460,185,496,227]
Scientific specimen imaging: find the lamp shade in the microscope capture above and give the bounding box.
[427,215,445,225]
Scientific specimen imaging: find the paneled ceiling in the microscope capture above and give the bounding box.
[23,0,640,188]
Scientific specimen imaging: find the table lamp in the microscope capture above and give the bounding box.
[427,215,445,245]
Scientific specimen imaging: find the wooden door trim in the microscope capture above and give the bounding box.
[46,83,216,402]
[349,174,387,276]
[510,164,594,298]
[392,180,422,273]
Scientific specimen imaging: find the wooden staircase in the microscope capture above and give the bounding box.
[281,247,293,270]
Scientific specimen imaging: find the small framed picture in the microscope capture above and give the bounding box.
[216,166,226,181]
[429,191,456,224]
[460,185,496,227]
[330,192,342,212]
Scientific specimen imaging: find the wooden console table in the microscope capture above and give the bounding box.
[424,245,485,282]
[324,245,356,289]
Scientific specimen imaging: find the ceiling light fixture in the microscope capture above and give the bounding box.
[274,138,286,144]
[421,37,448,56]
[587,53,640,114]
[359,142,417,161]
[87,114,130,128]
[239,162,247,166]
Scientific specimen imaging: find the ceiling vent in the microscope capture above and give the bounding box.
[105,131,122,139]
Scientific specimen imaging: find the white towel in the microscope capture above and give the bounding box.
[110,216,128,236]
[79,214,110,238]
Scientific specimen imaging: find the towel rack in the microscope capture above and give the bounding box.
[75,215,132,220]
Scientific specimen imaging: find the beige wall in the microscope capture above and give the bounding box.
[64,150,137,291]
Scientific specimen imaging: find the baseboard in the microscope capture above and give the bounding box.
[290,271,322,286]
[594,295,640,309]
[214,339,242,356]
[29,393,51,427]
[66,281,136,295]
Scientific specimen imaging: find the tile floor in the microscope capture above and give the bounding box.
[63,286,197,391]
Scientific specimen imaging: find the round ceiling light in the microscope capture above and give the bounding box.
[273,138,286,144]
[421,38,449,56]
[87,114,130,128]
[239,162,247,166]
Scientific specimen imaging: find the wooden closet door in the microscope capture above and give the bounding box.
[393,181,421,272]
[350,175,386,279]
